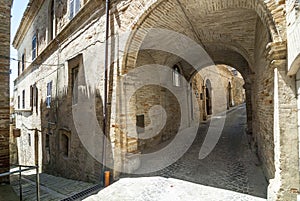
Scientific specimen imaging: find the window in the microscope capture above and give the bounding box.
[46,81,52,108]
[69,0,80,19]
[18,61,20,76]
[45,133,51,163]
[34,87,39,114]
[28,133,31,146]
[68,54,82,105]
[60,132,70,158]
[18,96,20,109]
[46,134,50,149]
[30,86,33,109]
[21,53,25,71]
[173,65,181,87]
[136,115,145,134]
[49,0,56,41]
[22,90,25,109]
[32,34,37,60]
[72,66,79,104]
[31,85,38,113]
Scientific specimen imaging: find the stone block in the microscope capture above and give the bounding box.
[122,152,141,174]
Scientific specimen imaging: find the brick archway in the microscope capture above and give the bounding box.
[121,0,281,75]
[114,0,299,200]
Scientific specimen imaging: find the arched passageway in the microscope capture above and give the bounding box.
[121,63,268,197]
[113,0,299,200]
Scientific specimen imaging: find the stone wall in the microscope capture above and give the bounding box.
[127,61,245,153]
[199,65,245,114]
[0,0,12,183]
[252,16,275,180]
[287,0,300,74]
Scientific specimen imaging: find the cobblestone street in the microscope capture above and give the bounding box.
[2,104,268,201]
[121,104,268,199]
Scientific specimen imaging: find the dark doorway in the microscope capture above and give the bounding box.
[206,80,212,115]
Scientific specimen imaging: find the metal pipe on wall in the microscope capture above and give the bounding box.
[102,0,110,186]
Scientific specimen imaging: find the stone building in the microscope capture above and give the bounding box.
[0,0,13,183]
[12,0,300,200]
[287,0,300,165]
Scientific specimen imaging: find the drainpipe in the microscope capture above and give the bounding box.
[102,0,110,186]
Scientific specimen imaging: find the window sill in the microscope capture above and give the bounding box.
[15,108,32,113]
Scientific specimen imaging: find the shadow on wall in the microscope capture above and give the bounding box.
[38,58,114,183]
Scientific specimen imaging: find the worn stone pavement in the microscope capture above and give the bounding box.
[84,177,266,201]
[6,170,99,201]
[0,184,19,201]
[88,104,268,201]
[2,104,268,201]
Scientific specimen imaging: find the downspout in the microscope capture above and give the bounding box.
[102,0,110,186]
[55,39,60,124]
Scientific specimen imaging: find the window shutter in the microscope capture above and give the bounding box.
[18,61,20,76]
[22,90,25,109]
[50,81,52,94]
[32,34,37,60]
[35,87,38,114]
[18,96,20,109]
[22,53,25,71]
[47,82,50,96]
[30,85,33,109]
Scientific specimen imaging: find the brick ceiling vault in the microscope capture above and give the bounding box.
[123,0,279,83]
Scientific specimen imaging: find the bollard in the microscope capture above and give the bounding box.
[104,171,110,187]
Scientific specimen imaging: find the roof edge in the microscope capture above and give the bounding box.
[12,0,45,49]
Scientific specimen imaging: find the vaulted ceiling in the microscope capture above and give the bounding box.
[128,0,271,79]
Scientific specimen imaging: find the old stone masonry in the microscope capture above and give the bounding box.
[1,0,300,201]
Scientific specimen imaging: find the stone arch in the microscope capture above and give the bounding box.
[127,0,281,42]
[202,41,253,68]
[121,0,280,75]
[117,0,287,194]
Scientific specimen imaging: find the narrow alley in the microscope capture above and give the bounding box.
[111,104,268,200]
[2,1,300,200]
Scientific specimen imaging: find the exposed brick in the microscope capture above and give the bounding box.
[0,0,12,184]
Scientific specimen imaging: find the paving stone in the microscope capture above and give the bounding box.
[121,104,268,199]
[84,177,266,201]
[10,170,96,201]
